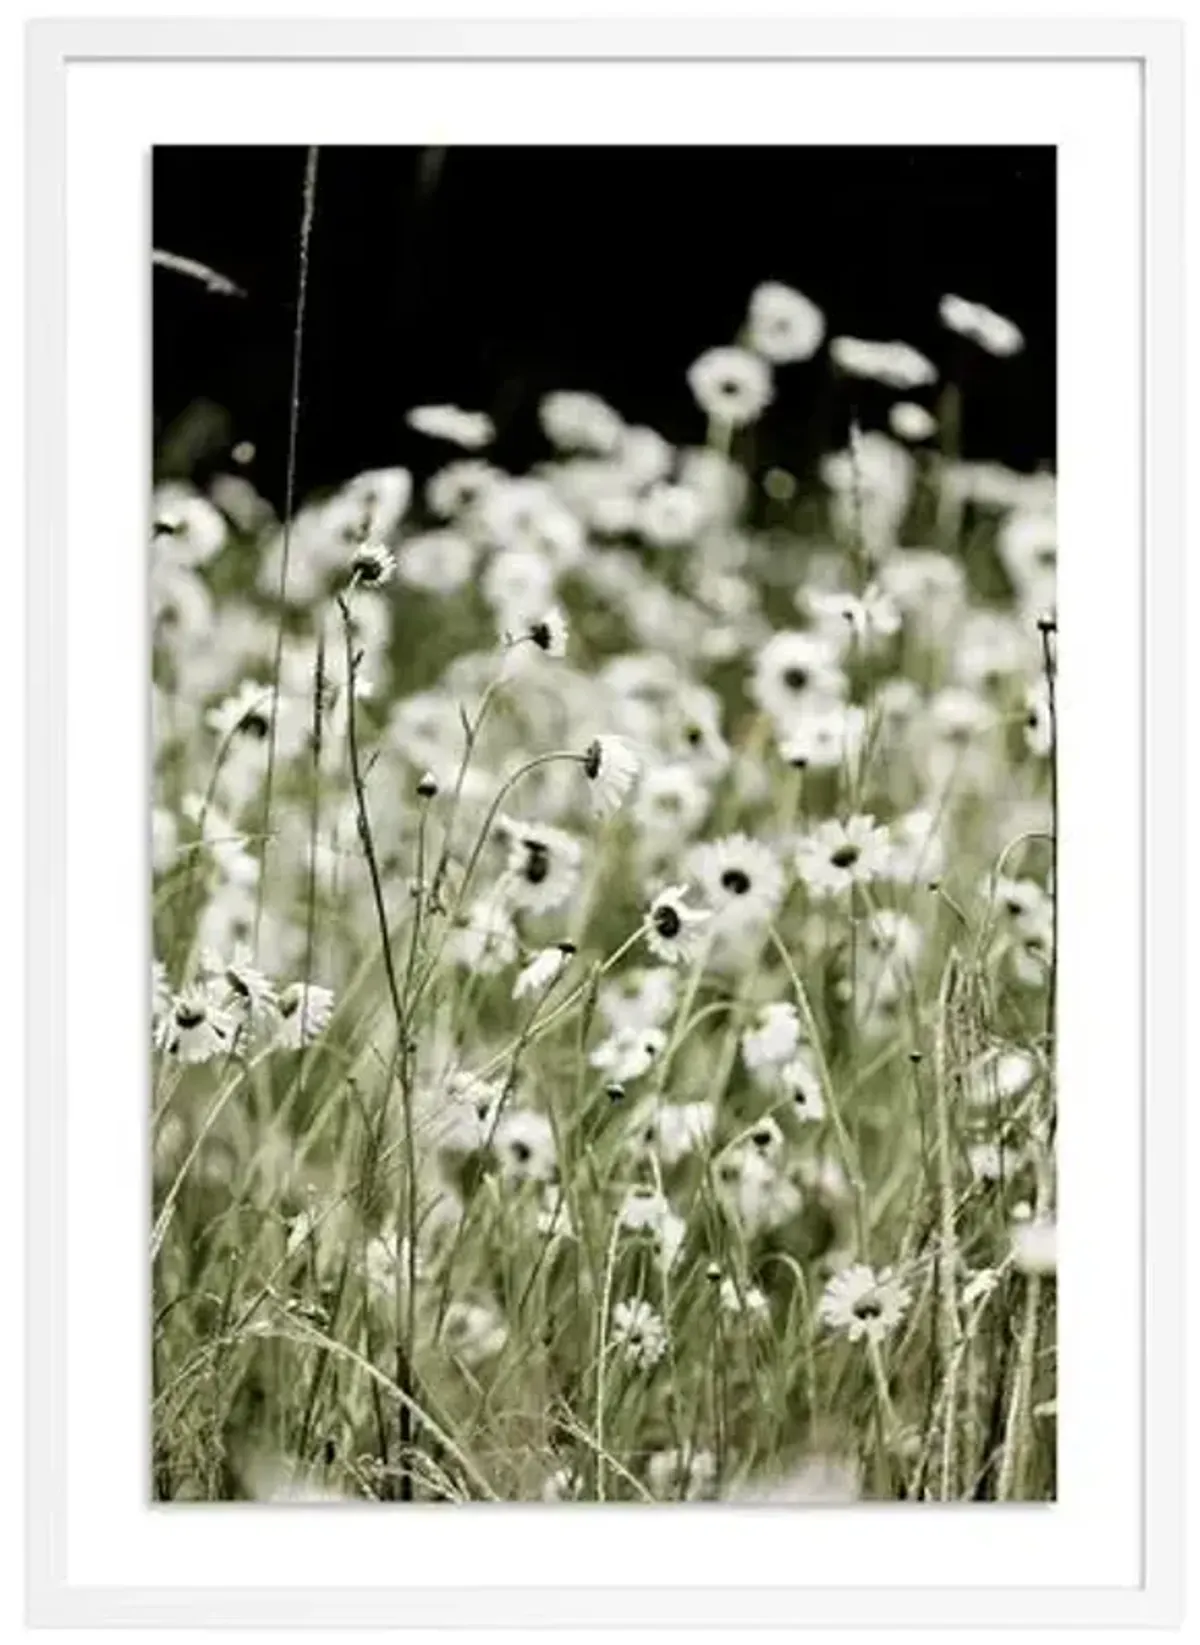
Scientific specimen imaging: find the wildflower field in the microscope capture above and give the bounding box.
[151,154,1057,1505]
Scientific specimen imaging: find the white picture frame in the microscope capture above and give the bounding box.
[24,15,1185,1631]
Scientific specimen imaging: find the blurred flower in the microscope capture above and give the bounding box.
[686,833,785,934]
[647,1446,717,1500]
[649,1100,716,1167]
[598,967,678,1033]
[746,280,825,363]
[540,390,625,456]
[425,459,502,520]
[512,941,574,1000]
[795,816,892,900]
[583,734,641,816]
[449,893,520,974]
[395,530,475,595]
[889,400,938,442]
[611,1298,670,1369]
[524,605,569,658]
[493,1108,558,1184]
[442,1299,508,1368]
[742,1000,802,1076]
[719,1276,770,1322]
[1011,1215,1057,1276]
[638,481,707,549]
[275,982,335,1049]
[152,481,228,567]
[830,336,937,389]
[644,884,711,965]
[818,1262,910,1344]
[406,403,495,449]
[590,1024,667,1083]
[687,345,773,428]
[499,818,583,915]
[940,293,1024,356]
[750,630,846,727]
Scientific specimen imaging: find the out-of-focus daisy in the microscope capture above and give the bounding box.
[687,834,785,933]
[649,1100,717,1168]
[637,482,707,549]
[964,1045,1040,1108]
[449,893,520,975]
[746,281,825,364]
[647,1446,718,1501]
[714,1144,802,1237]
[395,530,475,595]
[687,345,774,429]
[481,478,585,572]
[610,1297,670,1369]
[522,606,569,659]
[406,404,495,449]
[997,507,1056,617]
[582,734,641,816]
[795,816,892,900]
[888,400,938,442]
[885,809,946,887]
[441,1299,508,1369]
[818,1262,910,1344]
[425,459,501,521]
[1023,680,1053,757]
[780,1053,826,1122]
[804,583,902,654]
[750,630,846,727]
[731,1454,861,1504]
[202,943,278,1034]
[940,293,1025,357]
[631,764,711,847]
[742,1000,802,1077]
[152,481,228,567]
[1011,1215,1057,1276]
[598,967,678,1033]
[777,701,867,773]
[512,941,575,1001]
[863,909,925,974]
[156,984,233,1063]
[205,679,274,744]
[829,336,938,390]
[348,540,396,588]
[591,1024,667,1083]
[499,818,583,915]
[275,982,335,1049]
[644,884,711,966]
[493,1108,558,1185]
[966,1138,1028,1184]
[718,1276,771,1322]
[616,1185,687,1273]
[539,390,625,456]
[482,548,557,630]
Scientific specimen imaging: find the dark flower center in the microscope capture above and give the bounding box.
[175,1005,205,1029]
[830,844,860,869]
[583,740,602,779]
[653,904,682,940]
[510,1140,532,1164]
[279,994,299,1019]
[523,841,551,885]
[529,621,552,652]
[721,868,752,895]
[751,1127,774,1149]
[853,1297,883,1320]
[239,710,269,739]
[783,667,809,691]
[225,969,250,999]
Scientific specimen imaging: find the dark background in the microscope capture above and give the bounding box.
[153,147,1056,508]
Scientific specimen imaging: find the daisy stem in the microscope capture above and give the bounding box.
[592,1212,625,1504]
[932,954,964,1497]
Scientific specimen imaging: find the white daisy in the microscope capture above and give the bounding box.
[582,734,641,816]
[829,336,938,390]
[1011,1215,1057,1276]
[964,1046,1040,1108]
[687,345,774,429]
[348,540,396,588]
[202,943,278,1034]
[156,984,234,1064]
[644,884,712,966]
[499,819,583,916]
[395,530,476,595]
[205,679,274,744]
[804,583,902,654]
[687,834,786,934]
[795,816,892,900]
[718,1276,771,1322]
[940,293,1025,357]
[750,630,846,727]
[637,482,707,549]
[714,1145,802,1237]
[151,481,228,568]
[449,893,520,975]
[274,982,335,1049]
[1023,680,1053,757]
[650,1100,717,1168]
[647,1446,718,1501]
[777,701,867,773]
[631,764,711,845]
[610,1298,670,1369]
[523,606,569,659]
[597,967,678,1033]
[539,390,625,456]
[746,281,825,364]
[780,1053,826,1122]
[512,942,575,1001]
[741,1001,802,1077]
[441,1299,508,1369]
[590,1024,667,1084]
[818,1263,910,1344]
[493,1109,558,1185]
[406,404,495,449]
[425,459,501,521]
[888,400,938,442]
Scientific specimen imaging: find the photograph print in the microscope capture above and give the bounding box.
[150,144,1057,1505]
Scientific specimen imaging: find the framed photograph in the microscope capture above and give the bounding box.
[25,15,1185,1631]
